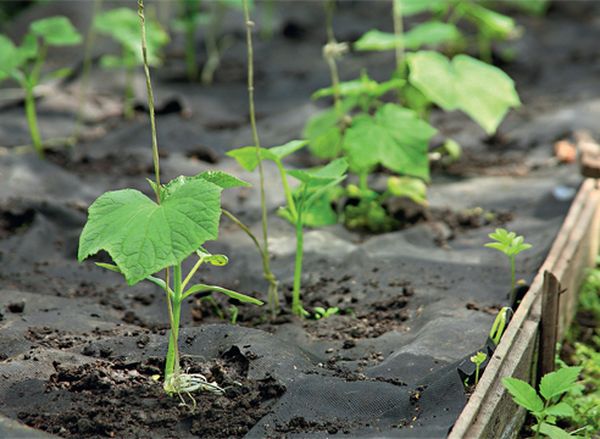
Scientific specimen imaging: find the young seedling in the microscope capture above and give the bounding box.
[173,0,201,81]
[228,141,348,317]
[485,228,532,304]
[503,366,582,439]
[220,0,280,317]
[94,7,169,119]
[0,16,82,157]
[470,351,487,386]
[313,306,340,320]
[79,0,262,397]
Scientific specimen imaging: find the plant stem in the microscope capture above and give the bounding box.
[182,0,199,81]
[24,83,43,157]
[392,0,405,77]
[201,1,224,85]
[359,171,369,192]
[74,0,102,140]
[243,0,279,315]
[292,210,305,317]
[260,0,275,40]
[165,264,183,378]
[275,161,298,220]
[324,0,342,115]
[138,0,161,203]
[475,364,480,385]
[510,255,516,304]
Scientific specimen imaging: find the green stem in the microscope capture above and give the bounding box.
[74,0,102,139]
[138,0,162,203]
[260,0,275,40]
[324,0,342,115]
[243,0,279,315]
[533,401,549,439]
[275,161,298,220]
[392,0,405,77]
[165,264,183,378]
[24,83,43,157]
[292,212,305,317]
[358,171,369,192]
[201,2,224,85]
[292,187,307,318]
[510,255,516,304]
[479,32,492,64]
[183,0,199,81]
[475,364,480,385]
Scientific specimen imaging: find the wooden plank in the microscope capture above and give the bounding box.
[449,179,600,439]
[538,271,560,382]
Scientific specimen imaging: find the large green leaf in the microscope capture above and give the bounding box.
[78,178,222,285]
[354,23,460,52]
[502,377,544,413]
[94,7,168,66]
[30,16,82,46]
[539,367,582,401]
[407,51,521,134]
[538,423,576,439]
[342,103,436,180]
[0,35,20,81]
[303,108,345,159]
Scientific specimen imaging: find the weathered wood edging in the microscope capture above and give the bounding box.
[449,178,600,439]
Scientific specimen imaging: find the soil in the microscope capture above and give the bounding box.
[0,1,598,438]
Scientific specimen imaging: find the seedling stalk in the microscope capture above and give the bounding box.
[242,0,280,315]
[392,0,405,77]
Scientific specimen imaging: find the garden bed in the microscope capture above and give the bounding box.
[1,1,599,438]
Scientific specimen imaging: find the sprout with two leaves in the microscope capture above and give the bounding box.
[94,8,169,119]
[485,228,532,303]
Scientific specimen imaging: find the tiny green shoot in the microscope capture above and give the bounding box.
[0,16,82,157]
[470,351,487,386]
[485,228,532,303]
[502,366,582,439]
[94,7,169,119]
[314,306,340,320]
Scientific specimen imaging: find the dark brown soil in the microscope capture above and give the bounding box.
[19,352,285,439]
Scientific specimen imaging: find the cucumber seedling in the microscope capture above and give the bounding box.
[222,0,281,316]
[0,16,82,157]
[485,228,532,305]
[470,351,487,386]
[229,139,348,317]
[503,366,582,439]
[79,0,262,397]
[94,7,169,119]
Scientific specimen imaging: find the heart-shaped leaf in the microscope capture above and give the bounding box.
[30,16,82,46]
[342,103,436,180]
[407,51,520,134]
[79,178,222,285]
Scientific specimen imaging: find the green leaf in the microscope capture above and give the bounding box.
[539,367,582,401]
[407,51,520,134]
[196,248,229,266]
[78,178,222,285]
[160,170,249,201]
[502,377,544,413]
[486,228,532,257]
[288,158,348,185]
[460,3,518,39]
[303,108,345,159]
[17,33,38,65]
[183,283,263,305]
[404,22,462,50]
[94,8,168,66]
[544,402,575,419]
[356,23,461,52]
[395,0,447,16]
[30,16,82,46]
[470,351,487,366]
[387,176,427,205]
[538,423,576,439]
[0,35,20,81]
[227,140,307,171]
[506,0,549,15]
[44,67,72,81]
[342,103,436,180]
[443,138,462,160]
[194,170,251,189]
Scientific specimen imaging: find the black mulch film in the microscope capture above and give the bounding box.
[0,1,597,437]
